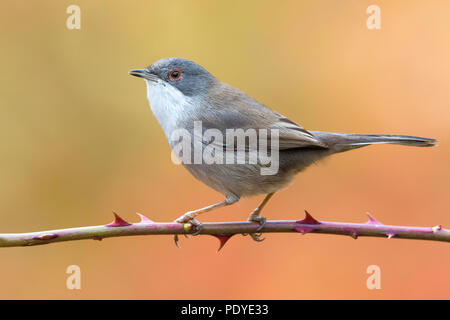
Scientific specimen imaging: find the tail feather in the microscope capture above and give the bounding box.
[310,131,437,152]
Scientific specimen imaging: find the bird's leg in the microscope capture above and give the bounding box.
[248,192,275,228]
[247,192,275,242]
[175,201,228,230]
[174,195,239,247]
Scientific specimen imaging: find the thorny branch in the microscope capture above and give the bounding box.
[0,211,448,251]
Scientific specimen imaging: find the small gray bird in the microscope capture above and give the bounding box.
[130,57,436,241]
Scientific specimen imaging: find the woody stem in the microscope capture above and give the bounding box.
[0,211,448,248]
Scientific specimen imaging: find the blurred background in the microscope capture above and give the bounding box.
[0,0,449,299]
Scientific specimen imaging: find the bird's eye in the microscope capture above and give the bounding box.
[168,68,182,81]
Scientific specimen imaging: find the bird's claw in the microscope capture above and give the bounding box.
[249,232,265,242]
[248,213,267,232]
[174,234,181,248]
[189,219,203,236]
[247,213,267,242]
[173,213,203,248]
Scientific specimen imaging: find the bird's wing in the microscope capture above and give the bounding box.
[266,115,326,149]
[198,83,327,150]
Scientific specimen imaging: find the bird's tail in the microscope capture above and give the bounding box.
[310,131,437,153]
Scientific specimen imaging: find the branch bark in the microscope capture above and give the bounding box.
[0,211,448,250]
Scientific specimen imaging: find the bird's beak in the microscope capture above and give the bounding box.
[129,69,159,82]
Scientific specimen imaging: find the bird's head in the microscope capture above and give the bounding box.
[129,57,217,97]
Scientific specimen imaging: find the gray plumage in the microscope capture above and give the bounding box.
[130,57,436,212]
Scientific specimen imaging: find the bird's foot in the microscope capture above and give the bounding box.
[247,211,267,242]
[173,212,203,248]
[249,232,265,242]
[175,212,204,235]
[248,212,267,232]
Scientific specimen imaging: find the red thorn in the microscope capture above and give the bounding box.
[106,212,132,227]
[212,234,234,252]
[294,226,314,235]
[387,233,396,239]
[366,213,382,225]
[298,210,320,225]
[136,212,154,223]
[350,231,358,239]
[33,233,58,240]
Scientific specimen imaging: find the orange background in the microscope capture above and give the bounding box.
[0,0,449,299]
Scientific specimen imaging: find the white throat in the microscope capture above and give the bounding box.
[145,80,193,139]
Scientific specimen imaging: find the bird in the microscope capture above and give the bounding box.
[129,57,436,242]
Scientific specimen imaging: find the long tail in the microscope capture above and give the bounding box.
[310,131,437,152]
